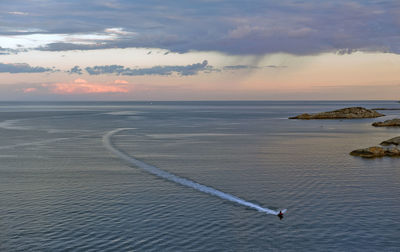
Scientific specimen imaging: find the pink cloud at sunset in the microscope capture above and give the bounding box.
[23,88,37,93]
[114,79,129,84]
[73,78,88,84]
[44,79,130,94]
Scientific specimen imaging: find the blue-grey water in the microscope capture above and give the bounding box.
[1,101,399,251]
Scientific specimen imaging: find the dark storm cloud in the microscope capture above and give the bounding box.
[37,43,102,51]
[0,62,54,73]
[2,0,400,55]
[85,60,213,76]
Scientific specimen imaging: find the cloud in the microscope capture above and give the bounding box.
[114,79,128,84]
[223,65,287,70]
[85,60,214,76]
[0,62,54,73]
[22,87,37,93]
[104,27,134,36]
[223,65,260,70]
[0,47,26,55]
[36,42,108,51]
[67,65,83,74]
[264,65,288,69]
[44,79,129,94]
[336,48,359,55]
[0,48,11,55]
[2,1,400,55]
[8,11,29,16]
[73,78,87,83]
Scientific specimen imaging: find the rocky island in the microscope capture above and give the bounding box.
[380,136,400,146]
[372,119,400,127]
[289,107,384,119]
[350,136,400,158]
[350,146,400,158]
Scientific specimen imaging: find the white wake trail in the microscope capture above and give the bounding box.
[103,128,281,215]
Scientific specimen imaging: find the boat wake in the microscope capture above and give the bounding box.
[103,128,281,215]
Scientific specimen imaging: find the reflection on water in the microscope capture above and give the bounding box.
[0,101,399,251]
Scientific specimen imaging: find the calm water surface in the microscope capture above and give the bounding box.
[0,101,399,251]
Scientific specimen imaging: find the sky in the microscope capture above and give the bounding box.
[0,0,399,100]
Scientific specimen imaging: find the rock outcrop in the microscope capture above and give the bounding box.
[350,146,400,158]
[372,119,400,127]
[350,146,385,158]
[384,147,400,156]
[350,136,400,158]
[289,107,384,119]
[380,136,400,146]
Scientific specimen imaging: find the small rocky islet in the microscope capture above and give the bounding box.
[380,136,400,146]
[353,118,400,158]
[350,146,400,158]
[289,107,384,119]
[350,136,400,158]
[372,118,400,127]
[350,120,400,158]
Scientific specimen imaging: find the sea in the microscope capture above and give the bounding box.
[0,101,399,251]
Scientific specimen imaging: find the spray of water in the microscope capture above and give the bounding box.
[103,128,283,215]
